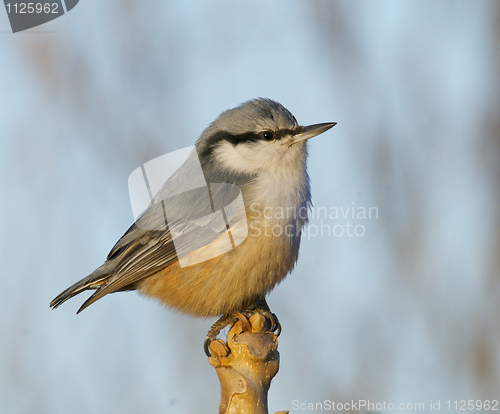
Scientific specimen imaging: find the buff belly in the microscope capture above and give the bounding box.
[137,223,299,317]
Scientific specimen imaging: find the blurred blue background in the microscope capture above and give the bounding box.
[1,1,500,413]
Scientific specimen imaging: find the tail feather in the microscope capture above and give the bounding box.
[76,288,109,314]
[50,264,112,310]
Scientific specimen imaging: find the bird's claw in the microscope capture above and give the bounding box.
[240,309,281,336]
[204,308,281,357]
[204,333,216,358]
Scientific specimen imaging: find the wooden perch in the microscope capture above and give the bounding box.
[208,313,288,414]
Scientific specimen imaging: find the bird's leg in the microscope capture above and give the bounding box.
[204,297,281,357]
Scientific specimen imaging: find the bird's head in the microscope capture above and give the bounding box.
[196,98,335,179]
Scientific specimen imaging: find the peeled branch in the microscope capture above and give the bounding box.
[208,313,288,414]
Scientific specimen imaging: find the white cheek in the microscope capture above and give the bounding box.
[212,140,310,213]
[257,153,310,212]
[212,140,300,175]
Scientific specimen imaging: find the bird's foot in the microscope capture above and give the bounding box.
[204,305,281,357]
[239,308,281,337]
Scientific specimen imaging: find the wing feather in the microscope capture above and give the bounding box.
[51,148,252,312]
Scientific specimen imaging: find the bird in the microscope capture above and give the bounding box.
[50,98,336,356]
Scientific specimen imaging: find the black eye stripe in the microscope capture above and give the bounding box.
[198,128,297,158]
[222,129,296,143]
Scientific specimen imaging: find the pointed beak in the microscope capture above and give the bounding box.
[291,122,337,145]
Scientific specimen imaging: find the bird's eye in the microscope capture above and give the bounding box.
[261,131,274,141]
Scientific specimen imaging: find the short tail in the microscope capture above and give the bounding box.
[50,263,112,313]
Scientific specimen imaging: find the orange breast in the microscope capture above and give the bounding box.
[138,213,301,317]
